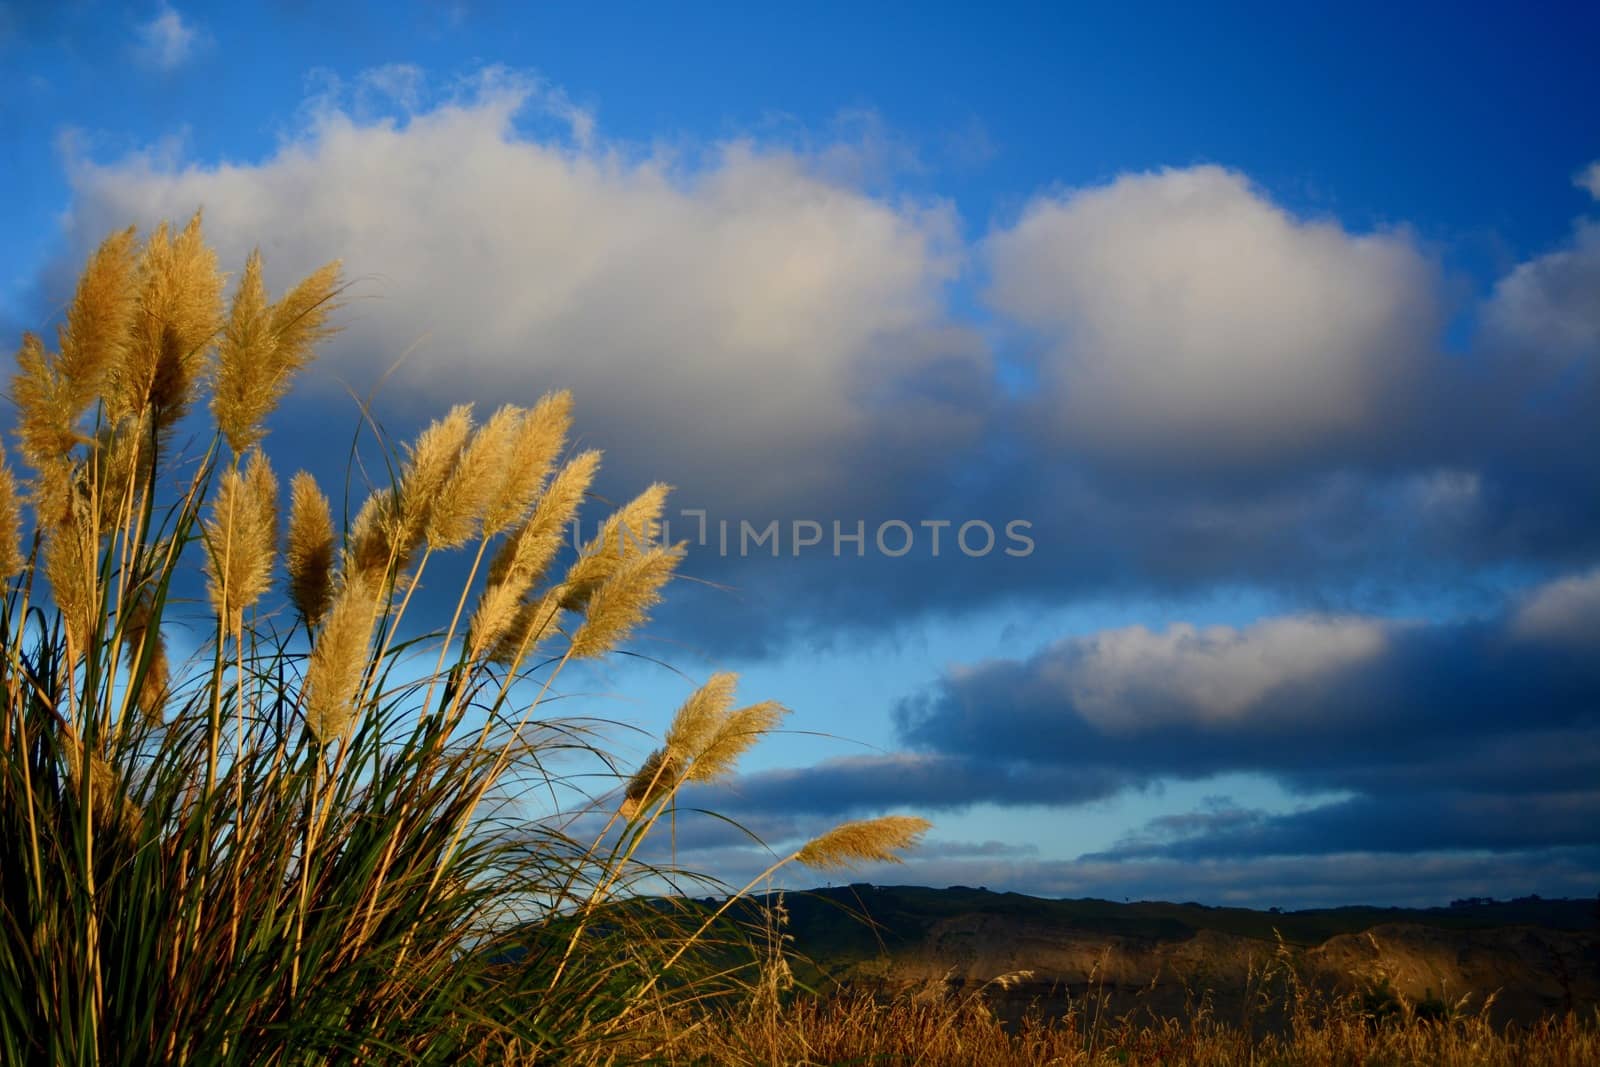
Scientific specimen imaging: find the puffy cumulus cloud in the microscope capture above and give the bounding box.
[133,3,204,71]
[39,80,1600,659]
[986,166,1442,471]
[57,70,990,518]
[1055,617,1387,730]
[1481,218,1600,376]
[899,584,1600,785]
[1512,567,1600,647]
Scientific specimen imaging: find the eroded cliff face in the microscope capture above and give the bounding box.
[1306,923,1598,1022]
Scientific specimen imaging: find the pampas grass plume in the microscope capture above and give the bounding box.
[287,471,336,628]
[0,444,21,578]
[42,507,96,656]
[469,450,600,654]
[566,543,681,660]
[690,699,785,784]
[794,815,932,871]
[665,673,739,760]
[302,575,381,744]
[121,213,223,436]
[122,593,170,724]
[482,390,571,535]
[60,733,143,837]
[57,226,138,415]
[427,403,518,549]
[619,748,676,819]
[397,403,472,551]
[212,250,341,453]
[561,482,670,611]
[204,450,278,629]
[485,587,565,667]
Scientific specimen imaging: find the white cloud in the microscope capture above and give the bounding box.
[1049,616,1388,730]
[134,3,203,71]
[1577,160,1600,201]
[987,166,1441,468]
[1481,218,1600,373]
[60,72,986,514]
[1513,568,1600,647]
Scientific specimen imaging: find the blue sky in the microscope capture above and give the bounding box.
[4,1,1599,908]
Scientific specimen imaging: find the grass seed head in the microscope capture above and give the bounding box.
[486,587,565,667]
[690,700,786,784]
[302,574,381,745]
[287,471,336,628]
[620,747,678,818]
[482,389,572,535]
[428,403,518,549]
[204,449,279,629]
[61,734,144,837]
[122,593,170,724]
[12,332,82,478]
[397,403,473,552]
[120,213,224,439]
[346,488,403,583]
[486,448,600,591]
[666,673,739,749]
[42,504,97,658]
[212,251,342,453]
[560,481,670,611]
[794,815,932,872]
[58,226,139,415]
[566,542,681,660]
[0,443,21,578]
[89,414,152,529]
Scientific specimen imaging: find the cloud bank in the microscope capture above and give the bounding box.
[37,73,1600,657]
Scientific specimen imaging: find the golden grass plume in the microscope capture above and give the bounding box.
[561,482,671,611]
[0,443,20,579]
[794,815,932,871]
[57,226,139,417]
[119,213,223,437]
[566,542,682,660]
[427,403,518,549]
[121,590,169,724]
[203,449,279,630]
[482,389,572,535]
[301,574,381,745]
[286,471,336,628]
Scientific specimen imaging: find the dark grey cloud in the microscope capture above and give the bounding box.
[682,578,1600,896]
[1093,790,1600,862]
[895,600,1600,791]
[850,847,1600,910]
[685,753,1134,818]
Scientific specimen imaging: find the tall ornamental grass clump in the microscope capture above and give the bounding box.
[0,216,929,1064]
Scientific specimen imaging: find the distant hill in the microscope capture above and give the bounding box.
[723,885,1600,1027]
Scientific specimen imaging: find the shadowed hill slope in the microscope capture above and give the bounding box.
[745,885,1600,1027]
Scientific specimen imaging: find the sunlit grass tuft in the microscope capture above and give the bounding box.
[0,217,927,1064]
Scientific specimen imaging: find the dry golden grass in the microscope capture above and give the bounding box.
[300,573,381,745]
[286,470,336,628]
[3,215,934,1063]
[210,249,341,453]
[203,448,278,629]
[795,816,933,872]
[0,445,19,579]
[632,987,1600,1067]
